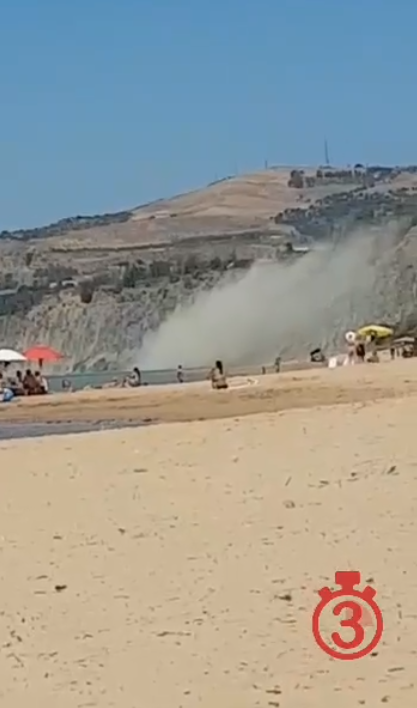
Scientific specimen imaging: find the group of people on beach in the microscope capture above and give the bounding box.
[0,367,49,400]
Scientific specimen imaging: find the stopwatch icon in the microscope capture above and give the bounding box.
[312,571,384,660]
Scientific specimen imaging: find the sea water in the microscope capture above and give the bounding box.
[47,360,306,392]
[47,367,208,392]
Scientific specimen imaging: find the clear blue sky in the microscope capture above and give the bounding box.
[1,0,416,230]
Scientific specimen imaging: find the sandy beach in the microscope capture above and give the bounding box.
[1,359,417,706]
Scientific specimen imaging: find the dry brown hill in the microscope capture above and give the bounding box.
[0,166,375,252]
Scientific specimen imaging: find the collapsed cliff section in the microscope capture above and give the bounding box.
[136,217,417,369]
[315,218,417,351]
[371,220,417,336]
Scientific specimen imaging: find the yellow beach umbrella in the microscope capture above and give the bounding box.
[356,324,393,339]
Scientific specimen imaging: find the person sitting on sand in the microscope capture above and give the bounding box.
[35,371,49,394]
[22,368,38,395]
[7,370,24,396]
[127,366,141,387]
[209,360,228,390]
[62,378,73,392]
[0,373,14,403]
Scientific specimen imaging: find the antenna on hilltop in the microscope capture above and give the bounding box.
[324,138,330,166]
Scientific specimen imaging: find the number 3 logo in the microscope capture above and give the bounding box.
[332,600,365,650]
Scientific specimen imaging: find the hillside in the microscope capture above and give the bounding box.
[2,164,417,370]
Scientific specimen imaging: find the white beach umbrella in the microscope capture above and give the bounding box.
[0,348,26,363]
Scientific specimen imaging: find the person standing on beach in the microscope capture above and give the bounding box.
[355,340,365,363]
[345,331,356,365]
[176,365,184,383]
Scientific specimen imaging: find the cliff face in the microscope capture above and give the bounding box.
[2,165,417,370]
[0,271,225,371]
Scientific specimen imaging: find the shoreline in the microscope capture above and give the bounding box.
[0,418,155,441]
[45,358,324,392]
[2,359,417,432]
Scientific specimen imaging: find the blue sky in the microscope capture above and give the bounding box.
[1,0,416,230]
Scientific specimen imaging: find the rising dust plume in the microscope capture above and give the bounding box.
[138,225,400,369]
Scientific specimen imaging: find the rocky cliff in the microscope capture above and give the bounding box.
[2,165,417,370]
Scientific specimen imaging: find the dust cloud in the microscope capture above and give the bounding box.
[138,225,399,370]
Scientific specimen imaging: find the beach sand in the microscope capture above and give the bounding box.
[1,360,417,706]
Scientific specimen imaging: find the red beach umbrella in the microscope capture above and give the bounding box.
[23,345,63,368]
